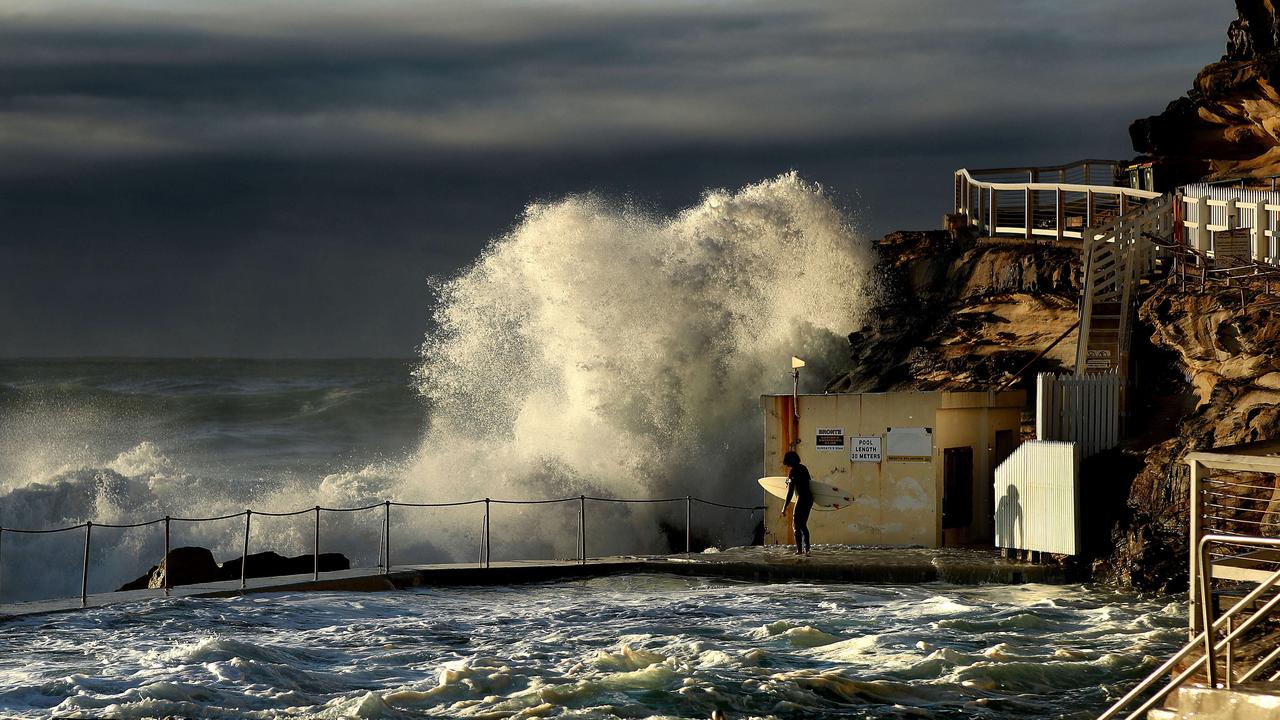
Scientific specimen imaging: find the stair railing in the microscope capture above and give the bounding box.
[1097,534,1280,720]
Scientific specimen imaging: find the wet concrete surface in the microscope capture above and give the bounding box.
[0,545,1071,620]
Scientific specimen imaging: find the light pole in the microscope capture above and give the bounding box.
[790,356,805,450]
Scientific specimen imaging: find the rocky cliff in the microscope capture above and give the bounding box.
[1105,282,1280,590]
[1133,1,1280,183]
[829,231,1080,395]
[841,229,1280,590]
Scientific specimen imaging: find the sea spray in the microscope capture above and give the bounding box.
[0,174,875,600]
[408,172,876,558]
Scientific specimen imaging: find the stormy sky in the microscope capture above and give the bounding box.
[1,1,1236,358]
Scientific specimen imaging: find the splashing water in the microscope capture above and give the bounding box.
[407,172,876,557]
[0,174,875,600]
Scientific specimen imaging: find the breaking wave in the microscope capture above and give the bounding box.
[407,172,876,557]
[0,174,875,601]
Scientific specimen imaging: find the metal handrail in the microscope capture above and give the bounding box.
[1097,534,1280,720]
[0,494,766,607]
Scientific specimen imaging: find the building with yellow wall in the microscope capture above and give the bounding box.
[761,390,1024,548]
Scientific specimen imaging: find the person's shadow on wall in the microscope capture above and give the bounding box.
[995,484,1023,550]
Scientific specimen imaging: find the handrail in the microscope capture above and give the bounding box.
[952,161,1161,244]
[0,493,766,607]
[956,169,1160,199]
[1097,534,1280,720]
[961,158,1124,176]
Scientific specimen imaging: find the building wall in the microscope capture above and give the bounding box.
[761,390,1023,548]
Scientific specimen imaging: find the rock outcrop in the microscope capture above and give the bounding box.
[1104,282,1280,590]
[118,547,351,591]
[1132,1,1280,183]
[828,231,1080,394]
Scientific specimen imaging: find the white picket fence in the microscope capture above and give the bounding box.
[1035,372,1118,459]
[993,440,1080,555]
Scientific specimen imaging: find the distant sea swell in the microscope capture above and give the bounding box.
[0,358,424,602]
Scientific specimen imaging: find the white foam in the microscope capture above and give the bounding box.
[406,173,876,558]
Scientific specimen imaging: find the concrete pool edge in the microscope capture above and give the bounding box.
[0,546,1072,620]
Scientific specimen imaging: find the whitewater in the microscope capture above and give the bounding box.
[0,175,1180,717]
[0,174,875,598]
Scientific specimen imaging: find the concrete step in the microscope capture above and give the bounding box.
[1153,683,1280,719]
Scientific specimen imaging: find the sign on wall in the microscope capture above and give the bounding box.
[815,427,845,452]
[849,436,882,463]
[886,427,932,462]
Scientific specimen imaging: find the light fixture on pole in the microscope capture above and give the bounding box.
[790,357,805,446]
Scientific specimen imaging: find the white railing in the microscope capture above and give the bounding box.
[1180,183,1280,265]
[993,440,1080,555]
[1097,535,1280,720]
[1035,372,1119,459]
[954,160,1160,241]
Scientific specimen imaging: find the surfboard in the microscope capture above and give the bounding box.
[758,476,855,511]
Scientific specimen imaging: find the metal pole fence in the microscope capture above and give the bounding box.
[685,496,692,554]
[0,495,765,607]
[313,506,321,581]
[164,516,171,597]
[483,499,491,569]
[241,511,251,591]
[382,500,391,574]
[81,522,92,608]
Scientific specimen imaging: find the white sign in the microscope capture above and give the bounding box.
[886,426,932,463]
[815,427,845,452]
[849,436,882,463]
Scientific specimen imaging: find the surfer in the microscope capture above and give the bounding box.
[780,450,812,556]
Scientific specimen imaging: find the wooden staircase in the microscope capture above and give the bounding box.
[1074,193,1176,411]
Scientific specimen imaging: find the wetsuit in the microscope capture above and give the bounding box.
[784,463,813,553]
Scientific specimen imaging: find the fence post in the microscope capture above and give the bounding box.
[579,495,587,564]
[685,496,692,554]
[383,500,391,574]
[163,516,171,597]
[241,510,251,591]
[988,188,996,234]
[1189,460,1204,638]
[483,499,491,569]
[1024,186,1033,240]
[313,506,321,581]
[81,521,92,608]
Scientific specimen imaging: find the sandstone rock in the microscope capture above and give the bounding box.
[1104,281,1280,590]
[828,232,1080,394]
[1132,1,1280,184]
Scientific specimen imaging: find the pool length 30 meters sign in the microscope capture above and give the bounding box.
[849,436,882,463]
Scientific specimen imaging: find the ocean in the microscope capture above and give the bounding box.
[0,177,1180,717]
[0,576,1182,719]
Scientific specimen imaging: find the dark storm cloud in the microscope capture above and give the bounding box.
[0,0,1237,357]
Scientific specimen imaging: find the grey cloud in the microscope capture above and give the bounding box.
[0,1,1236,163]
[0,0,1239,357]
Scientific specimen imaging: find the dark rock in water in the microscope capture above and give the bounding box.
[117,547,351,591]
[140,546,221,590]
[217,551,350,580]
